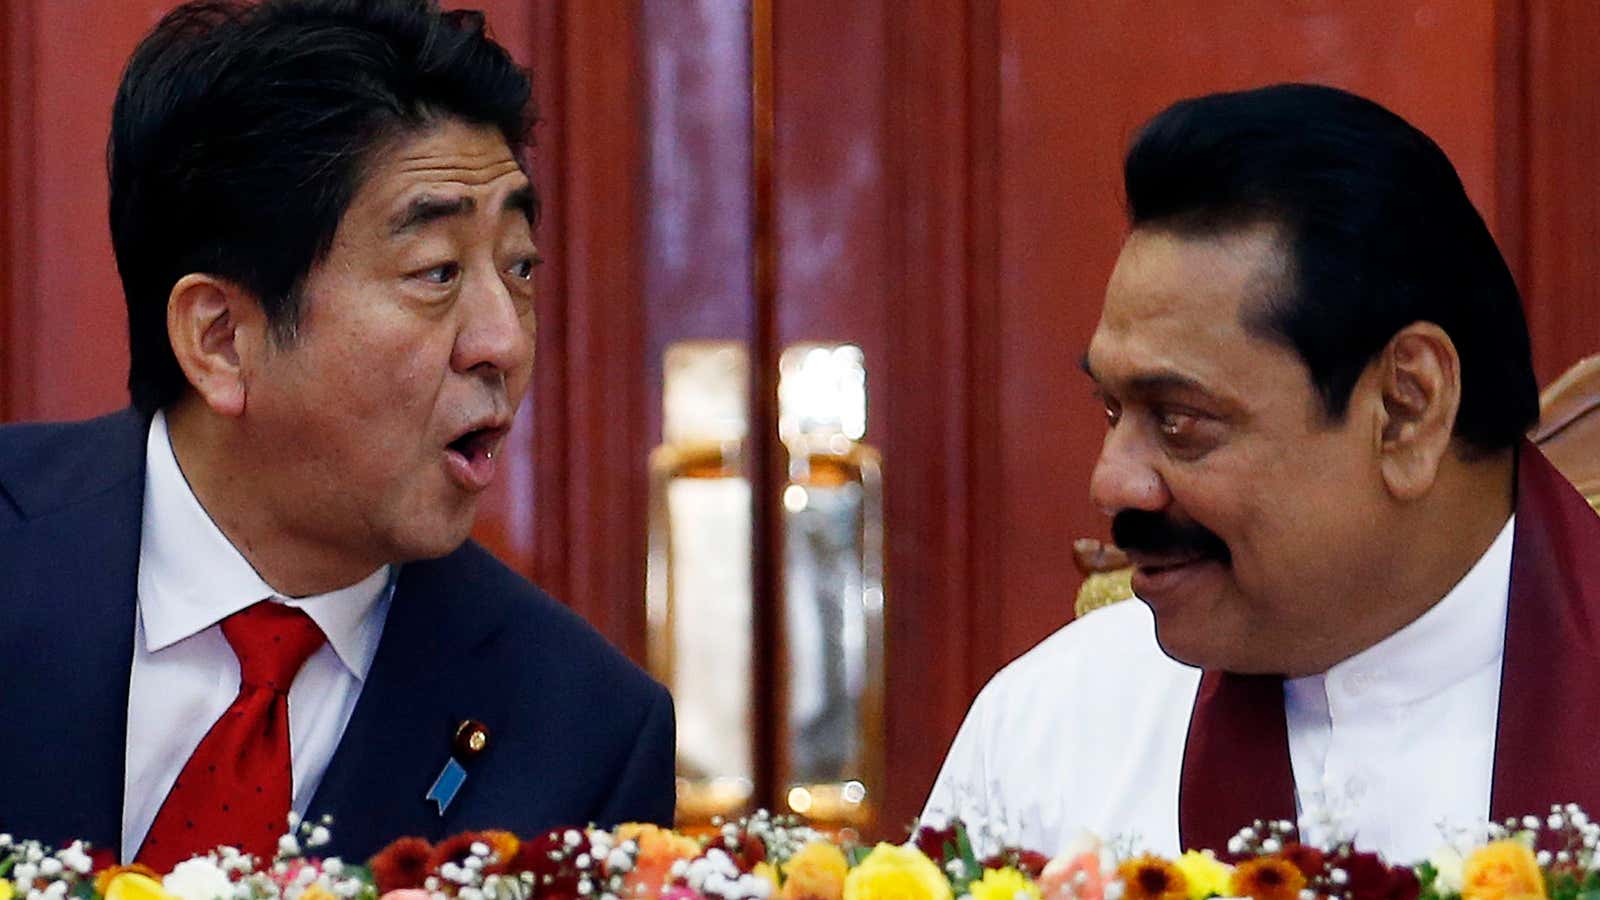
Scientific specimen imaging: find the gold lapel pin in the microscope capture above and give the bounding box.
[425,719,491,815]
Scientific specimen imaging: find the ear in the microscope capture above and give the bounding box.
[166,274,264,418]
[1375,322,1462,501]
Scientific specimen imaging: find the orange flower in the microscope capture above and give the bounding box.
[479,831,522,874]
[1228,858,1306,900]
[1117,856,1188,900]
[370,836,435,893]
[1462,840,1545,900]
[782,842,850,900]
[94,865,162,897]
[617,823,703,899]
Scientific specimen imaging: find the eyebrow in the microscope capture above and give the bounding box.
[1080,353,1214,397]
[388,185,536,235]
[390,195,474,235]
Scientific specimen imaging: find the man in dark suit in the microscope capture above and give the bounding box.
[0,0,674,865]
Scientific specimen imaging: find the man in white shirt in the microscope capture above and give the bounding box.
[0,0,672,865]
[924,83,1600,864]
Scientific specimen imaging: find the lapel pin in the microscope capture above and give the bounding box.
[425,719,490,816]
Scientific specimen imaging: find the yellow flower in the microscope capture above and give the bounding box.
[971,867,1041,900]
[783,842,849,900]
[1116,856,1188,900]
[1174,851,1233,900]
[299,886,336,900]
[843,844,952,900]
[103,873,178,900]
[756,863,783,891]
[94,866,163,898]
[1462,840,1545,900]
[0,878,13,900]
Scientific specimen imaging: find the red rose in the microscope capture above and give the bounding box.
[1279,844,1326,880]
[912,825,960,864]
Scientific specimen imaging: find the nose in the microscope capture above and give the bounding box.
[1088,423,1171,517]
[453,264,534,381]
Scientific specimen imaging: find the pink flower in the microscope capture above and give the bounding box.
[661,888,708,900]
[1040,850,1106,900]
[378,890,435,900]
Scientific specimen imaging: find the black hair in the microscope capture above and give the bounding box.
[110,0,536,416]
[1124,83,1538,454]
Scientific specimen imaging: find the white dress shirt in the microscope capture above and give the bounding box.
[923,516,1514,863]
[122,411,394,862]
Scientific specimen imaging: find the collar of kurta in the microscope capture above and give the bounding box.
[1177,441,1600,853]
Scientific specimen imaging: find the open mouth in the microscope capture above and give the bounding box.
[1133,555,1209,576]
[443,424,508,491]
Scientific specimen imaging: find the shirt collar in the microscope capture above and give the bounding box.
[1287,513,1515,709]
[137,410,392,680]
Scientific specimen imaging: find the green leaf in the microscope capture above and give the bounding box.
[847,845,871,868]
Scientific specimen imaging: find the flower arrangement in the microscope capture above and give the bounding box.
[8,806,1600,900]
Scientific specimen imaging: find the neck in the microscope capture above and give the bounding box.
[1286,448,1516,678]
[164,399,380,597]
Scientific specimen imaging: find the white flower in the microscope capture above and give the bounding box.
[308,827,331,848]
[322,860,344,877]
[165,859,235,900]
[1428,846,1465,894]
[15,863,39,883]
[56,843,93,875]
[1523,816,1541,831]
[278,834,302,858]
[1261,838,1281,854]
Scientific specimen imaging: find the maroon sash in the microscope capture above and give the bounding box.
[1178,442,1600,851]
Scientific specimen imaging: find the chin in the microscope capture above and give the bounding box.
[388,516,477,562]
[1147,610,1236,671]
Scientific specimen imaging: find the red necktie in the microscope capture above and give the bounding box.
[138,601,325,869]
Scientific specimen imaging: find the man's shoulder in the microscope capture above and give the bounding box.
[0,409,148,522]
[978,599,1197,715]
[399,542,664,701]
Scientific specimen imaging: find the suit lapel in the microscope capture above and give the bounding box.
[1489,442,1600,820]
[0,410,146,853]
[307,552,510,859]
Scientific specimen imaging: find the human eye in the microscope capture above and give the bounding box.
[416,261,461,285]
[506,253,542,281]
[1154,406,1220,458]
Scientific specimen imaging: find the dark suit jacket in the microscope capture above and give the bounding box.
[0,408,675,861]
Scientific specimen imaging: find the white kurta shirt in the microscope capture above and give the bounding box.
[122,411,394,862]
[923,516,1514,864]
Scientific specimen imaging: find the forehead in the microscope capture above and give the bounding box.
[1086,225,1297,390]
[348,119,529,226]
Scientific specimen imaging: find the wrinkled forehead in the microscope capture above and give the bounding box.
[339,120,534,237]
[1086,225,1296,388]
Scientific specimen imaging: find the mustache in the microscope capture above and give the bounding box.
[1111,509,1232,565]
